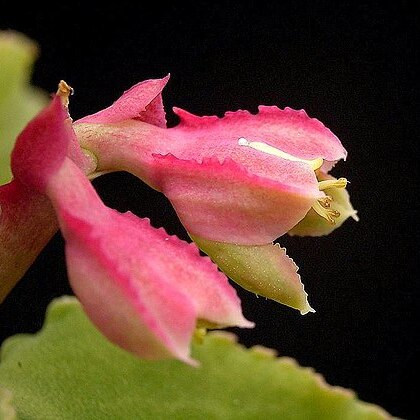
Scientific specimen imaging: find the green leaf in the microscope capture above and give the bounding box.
[0,388,16,420]
[0,297,391,419]
[0,31,47,185]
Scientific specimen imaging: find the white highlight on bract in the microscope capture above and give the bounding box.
[238,137,323,170]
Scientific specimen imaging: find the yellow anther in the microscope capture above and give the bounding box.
[312,177,348,224]
[238,137,323,170]
[312,199,341,224]
[318,177,348,191]
[318,195,333,208]
[56,80,74,108]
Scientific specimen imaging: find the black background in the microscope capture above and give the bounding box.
[1,2,418,419]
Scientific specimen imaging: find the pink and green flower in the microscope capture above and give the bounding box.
[74,75,358,313]
[0,75,357,361]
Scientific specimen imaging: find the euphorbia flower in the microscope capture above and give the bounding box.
[10,90,252,364]
[74,76,357,314]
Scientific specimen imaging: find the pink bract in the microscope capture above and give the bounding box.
[50,159,252,364]
[76,75,169,127]
[75,80,347,244]
[0,180,57,301]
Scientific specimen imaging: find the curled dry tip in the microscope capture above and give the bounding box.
[56,80,74,107]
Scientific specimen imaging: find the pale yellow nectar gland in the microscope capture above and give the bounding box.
[237,137,348,225]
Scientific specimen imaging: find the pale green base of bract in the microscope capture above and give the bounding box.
[0,297,392,419]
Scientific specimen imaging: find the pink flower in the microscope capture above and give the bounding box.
[74,76,358,314]
[9,91,252,364]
